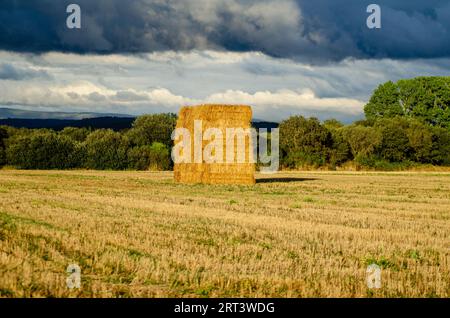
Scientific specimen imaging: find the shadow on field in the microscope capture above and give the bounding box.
[256,177,318,184]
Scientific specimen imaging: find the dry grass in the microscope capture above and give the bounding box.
[0,170,449,298]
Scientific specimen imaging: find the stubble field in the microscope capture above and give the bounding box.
[0,170,449,297]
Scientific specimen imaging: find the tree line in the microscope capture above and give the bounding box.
[0,77,449,171]
[280,77,450,169]
[0,114,176,171]
[280,116,450,170]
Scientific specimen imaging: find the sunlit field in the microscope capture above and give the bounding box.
[0,170,449,297]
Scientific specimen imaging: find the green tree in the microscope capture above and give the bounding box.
[429,126,450,165]
[6,132,79,169]
[328,128,352,166]
[323,119,344,130]
[0,127,8,167]
[365,77,450,129]
[84,129,130,170]
[127,113,177,147]
[148,142,170,171]
[60,127,91,142]
[128,142,171,171]
[279,116,332,168]
[364,81,403,120]
[341,125,382,160]
[406,119,433,163]
[128,146,153,170]
[374,118,412,162]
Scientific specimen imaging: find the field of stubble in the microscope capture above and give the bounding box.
[0,170,449,298]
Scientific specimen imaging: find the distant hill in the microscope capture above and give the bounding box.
[0,107,133,120]
[0,117,136,131]
[252,121,279,129]
[0,107,279,131]
[0,117,279,131]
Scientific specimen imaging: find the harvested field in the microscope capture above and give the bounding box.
[0,170,449,297]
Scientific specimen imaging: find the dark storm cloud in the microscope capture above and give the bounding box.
[0,0,449,62]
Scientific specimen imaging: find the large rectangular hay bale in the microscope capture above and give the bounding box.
[174,104,255,185]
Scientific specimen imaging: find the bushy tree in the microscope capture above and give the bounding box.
[341,125,382,160]
[60,127,91,142]
[6,132,79,169]
[148,142,170,170]
[374,118,412,162]
[128,142,171,171]
[128,146,152,170]
[2,127,32,141]
[0,127,7,167]
[323,120,352,166]
[328,128,352,166]
[71,142,87,168]
[429,127,450,165]
[365,77,450,129]
[398,77,450,128]
[323,119,344,130]
[84,129,130,170]
[127,113,177,148]
[364,81,403,120]
[279,116,332,167]
[406,119,433,163]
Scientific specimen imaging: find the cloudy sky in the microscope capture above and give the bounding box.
[1,0,450,122]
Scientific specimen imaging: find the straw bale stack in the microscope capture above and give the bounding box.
[174,104,255,185]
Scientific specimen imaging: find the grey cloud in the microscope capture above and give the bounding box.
[66,92,79,99]
[87,92,107,102]
[114,91,149,102]
[0,63,51,80]
[0,1,449,63]
[2,50,450,122]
